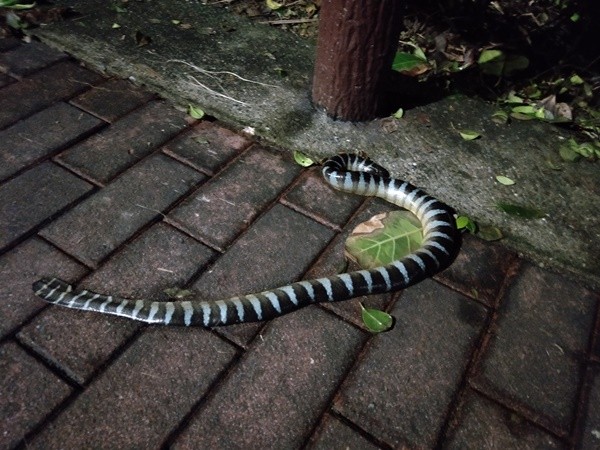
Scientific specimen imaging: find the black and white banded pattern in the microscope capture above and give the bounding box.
[32,154,460,327]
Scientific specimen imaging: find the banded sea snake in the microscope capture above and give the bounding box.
[32,153,461,327]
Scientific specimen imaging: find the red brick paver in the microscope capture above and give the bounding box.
[0,60,104,130]
[29,328,237,449]
[163,120,252,175]
[0,162,94,250]
[473,263,597,437]
[18,222,216,385]
[282,167,364,229]
[0,342,73,449]
[444,389,564,448]
[40,153,204,266]
[172,306,367,450]
[70,78,156,123]
[0,238,86,340]
[56,100,191,184]
[0,102,103,182]
[168,146,301,250]
[308,413,383,450]
[1,39,599,450]
[334,279,487,448]
[580,364,600,448]
[0,40,66,77]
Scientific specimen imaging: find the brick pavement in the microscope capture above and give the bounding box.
[1,39,599,449]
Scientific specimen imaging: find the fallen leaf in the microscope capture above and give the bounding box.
[497,202,544,219]
[360,304,393,333]
[266,0,283,10]
[393,108,404,119]
[459,130,481,140]
[495,175,515,185]
[380,117,400,134]
[456,215,476,233]
[392,52,429,76]
[478,49,528,77]
[187,104,205,119]
[570,74,584,85]
[559,145,580,162]
[293,150,314,167]
[554,102,572,121]
[491,110,509,124]
[477,225,503,241]
[164,287,194,299]
[346,211,422,269]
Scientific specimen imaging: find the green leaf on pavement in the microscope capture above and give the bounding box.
[187,104,205,119]
[293,150,315,167]
[495,175,515,185]
[459,130,481,141]
[360,304,393,333]
[345,211,422,269]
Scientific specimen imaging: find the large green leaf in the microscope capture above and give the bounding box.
[345,211,423,269]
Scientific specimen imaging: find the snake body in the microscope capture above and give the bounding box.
[32,154,460,327]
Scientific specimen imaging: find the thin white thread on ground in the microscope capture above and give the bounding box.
[168,59,280,106]
[187,74,249,106]
[168,59,280,88]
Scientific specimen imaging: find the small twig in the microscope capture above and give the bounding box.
[259,18,318,25]
[204,0,235,5]
[282,0,306,7]
[217,197,236,206]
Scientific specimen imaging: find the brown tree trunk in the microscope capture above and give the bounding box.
[312,0,403,121]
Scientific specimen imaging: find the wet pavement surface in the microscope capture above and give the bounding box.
[1,39,599,449]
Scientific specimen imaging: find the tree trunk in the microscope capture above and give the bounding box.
[312,0,403,121]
